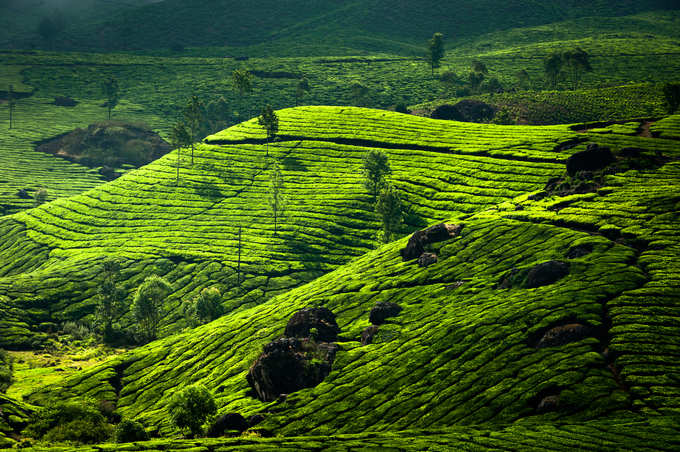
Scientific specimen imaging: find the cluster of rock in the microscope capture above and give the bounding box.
[247,307,340,402]
[400,223,463,267]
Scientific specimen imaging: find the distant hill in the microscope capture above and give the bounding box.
[2,0,677,53]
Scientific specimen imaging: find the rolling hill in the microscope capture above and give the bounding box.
[1,107,679,449]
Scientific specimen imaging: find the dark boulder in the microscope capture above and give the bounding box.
[248,414,265,427]
[53,96,78,107]
[566,243,593,259]
[566,144,615,176]
[207,413,249,437]
[360,325,380,345]
[247,337,338,402]
[400,223,462,261]
[526,261,570,288]
[418,252,438,267]
[536,395,560,413]
[536,323,595,348]
[369,301,402,325]
[284,307,340,342]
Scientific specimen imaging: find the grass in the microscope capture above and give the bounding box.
[0,108,677,443]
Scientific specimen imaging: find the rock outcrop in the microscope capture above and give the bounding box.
[400,223,462,261]
[247,337,338,402]
[207,412,249,436]
[526,261,570,288]
[566,144,614,176]
[369,302,403,325]
[284,307,340,342]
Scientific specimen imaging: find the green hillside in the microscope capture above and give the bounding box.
[11,0,676,53]
[0,107,678,449]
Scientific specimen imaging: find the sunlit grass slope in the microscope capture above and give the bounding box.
[0,106,578,348]
[15,110,680,440]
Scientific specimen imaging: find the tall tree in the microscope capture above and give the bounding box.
[350,82,369,106]
[232,69,253,117]
[268,161,285,236]
[562,48,592,89]
[183,95,204,165]
[258,104,279,156]
[362,150,391,201]
[544,52,564,89]
[36,16,63,49]
[170,121,191,185]
[375,184,403,243]
[295,77,310,106]
[237,226,242,290]
[516,69,531,90]
[95,258,126,343]
[7,84,15,129]
[427,32,445,77]
[663,83,680,114]
[102,77,119,120]
[132,275,172,343]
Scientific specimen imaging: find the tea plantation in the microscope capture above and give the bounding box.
[0,106,679,449]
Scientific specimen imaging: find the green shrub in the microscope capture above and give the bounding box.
[184,287,224,326]
[34,188,48,206]
[114,418,149,443]
[25,400,112,444]
[0,349,12,393]
[168,384,217,437]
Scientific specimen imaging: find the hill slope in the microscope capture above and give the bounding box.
[3,108,678,442]
[5,0,677,53]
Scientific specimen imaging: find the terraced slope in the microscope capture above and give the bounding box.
[1,106,578,348]
[17,418,680,451]
[14,110,680,441]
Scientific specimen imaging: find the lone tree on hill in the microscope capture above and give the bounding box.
[469,60,488,93]
[362,149,392,201]
[663,83,680,114]
[268,160,286,236]
[169,384,216,437]
[132,275,172,343]
[170,121,191,185]
[543,52,564,89]
[375,184,403,243]
[95,258,126,343]
[427,32,445,77]
[232,69,253,117]
[0,349,12,393]
[183,95,205,165]
[36,16,63,48]
[295,77,310,106]
[350,82,369,106]
[7,84,15,129]
[258,104,279,156]
[516,69,531,90]
[102,76,119,120]
[184,286,224,326]
[562,48,592,89]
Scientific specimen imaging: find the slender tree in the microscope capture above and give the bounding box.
[544,52,564,89]
[362,150,391,201]
[562,48,592,89]
[7,84,15,129]
[258,104,279,156]
[95,258,126,343]
[267,161,285,236]
[170,121,191,185]
[295,77,310,106]
[237,226,242,290]
[516,69,531,90]
[350,82,369,107]
[427,32,445,77]
[183,95,204,165]
[132,275,172,343]
[232,69,253,117]
[102,77,119,120]
[375,184,403,243]
[36,15,63,49]
[663,83,680,114]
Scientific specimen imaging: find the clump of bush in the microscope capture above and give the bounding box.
[168,384,217,437]
[24,400,113,444]
[114,418,148,443]
[184,286,224,326]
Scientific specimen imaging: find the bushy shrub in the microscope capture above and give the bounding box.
[25,400,112,444]
[61,321,91,341]
[184,287,224,326]
[0,349,13,393]
[168,384,217,437]
[34,188,48,206]
[114,418,148,443]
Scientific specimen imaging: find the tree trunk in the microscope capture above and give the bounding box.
[176,147,181,185]
[237,226,242,290]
